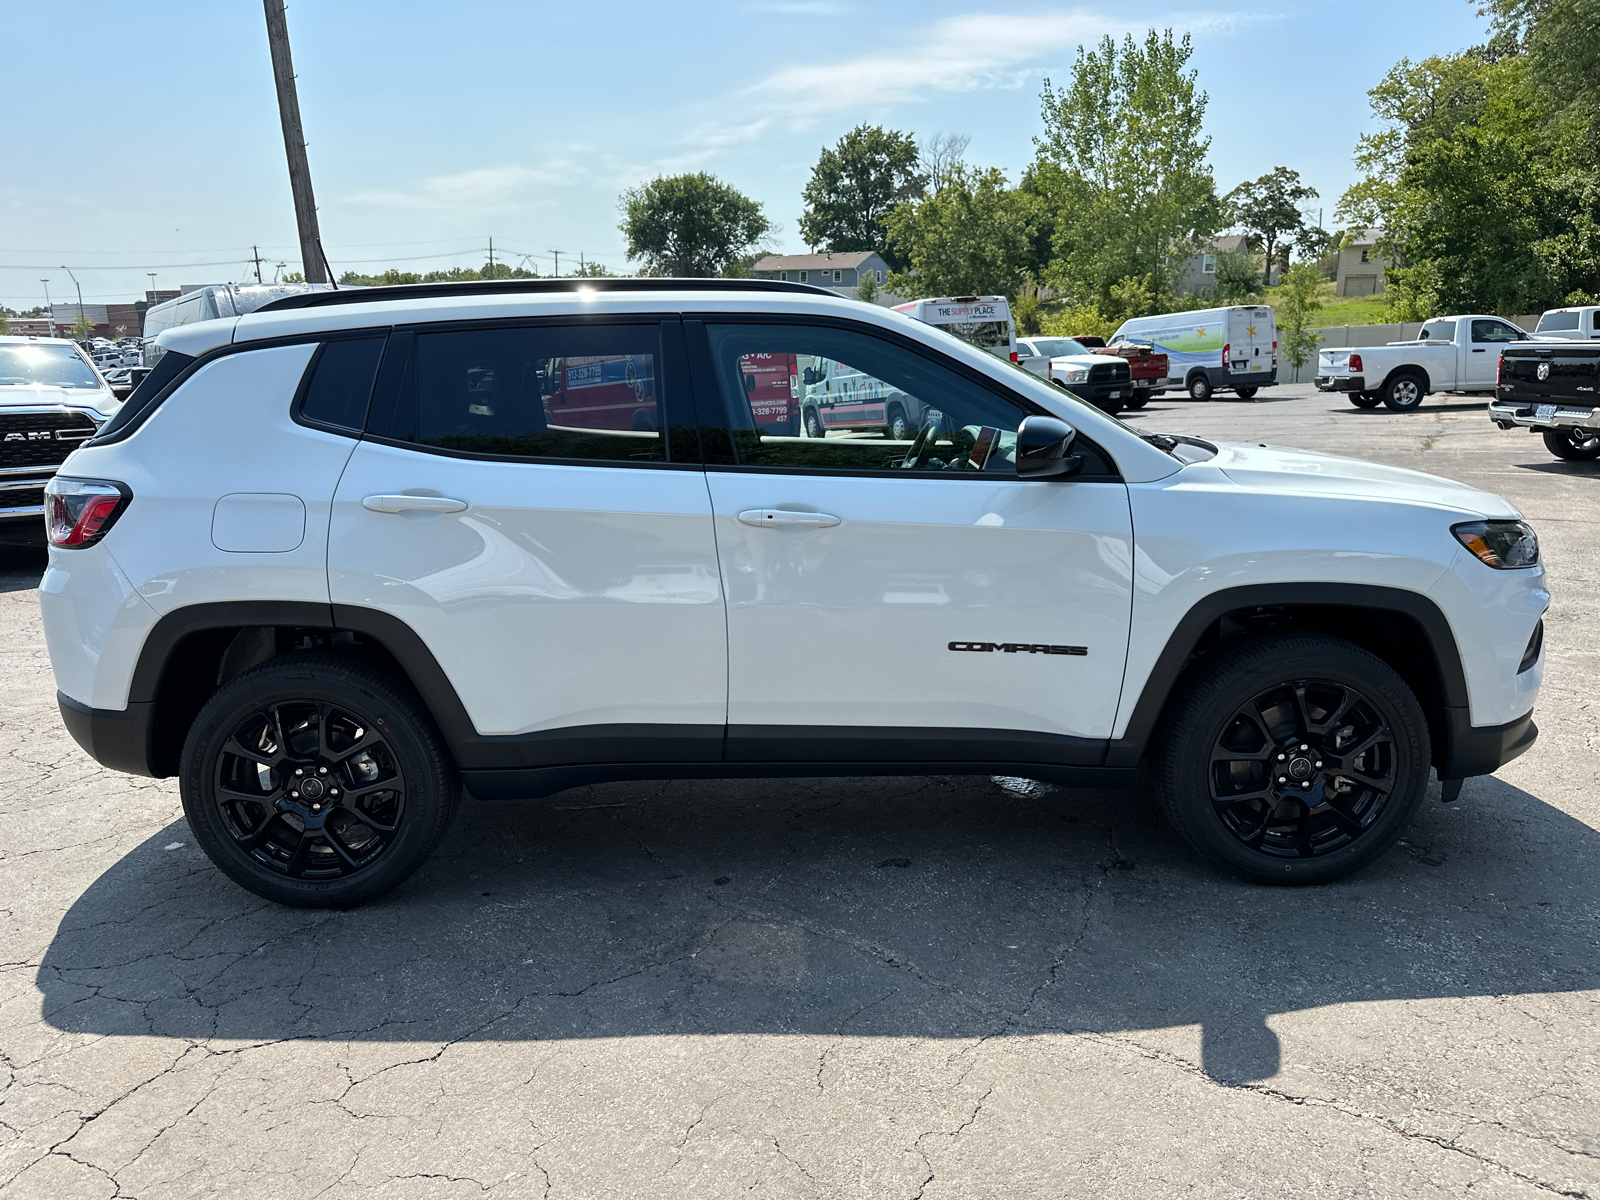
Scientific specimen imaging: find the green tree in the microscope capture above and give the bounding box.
[855,269,879,304]
[1226,167,1317,284]
[572,260,613,277]
[282,271,305,283]
[339,268,423,286]
[1212,249,1263,302]
[619,173,771,276]
[1033,29,1220,308]
[0,311,9,335]
[882,165,1040,299]
[1276,262,1325,370]
[798,124,923,264]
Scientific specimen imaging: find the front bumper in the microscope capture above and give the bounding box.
[1489,397,1600,430]
[1315,375,1366,393]
[1442,707,1537,779]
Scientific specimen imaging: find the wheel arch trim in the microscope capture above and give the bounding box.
[1107,582,1469,768]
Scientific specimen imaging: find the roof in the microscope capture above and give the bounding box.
[1347,227,1384,246]
[751,252,884,272]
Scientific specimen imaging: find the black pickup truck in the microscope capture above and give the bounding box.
[1488,341,1600,460]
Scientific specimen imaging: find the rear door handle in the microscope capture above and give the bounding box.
[738,508,841,528]
[362,494,469,514]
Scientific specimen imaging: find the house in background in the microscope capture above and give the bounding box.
[751,251,890,293]
[1174,234,1280,295]
[1336,228,1389,297]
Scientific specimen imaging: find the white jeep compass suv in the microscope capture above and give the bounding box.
[39,279,1547,907]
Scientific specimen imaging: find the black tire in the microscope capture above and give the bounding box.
[180,652,459,908]
[1349,391,1382,409]
[1096,398,1124,417]
[885,404,909,441]
[1542,427,1600,461]
[1187,374,1212,402]
[804,407,825,438]
[1381,373,1426,412]
[1155,634,1430,886]
[1235,386,1259,400]
[1123,391,1150,411]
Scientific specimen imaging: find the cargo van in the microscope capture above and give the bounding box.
[893,296,1017,363]
[1112,305,1277,400]
[141,283,339,366]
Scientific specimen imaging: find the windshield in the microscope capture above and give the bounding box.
[1536,310,1581,332]
[935,320,1010,350]
[1024,337,1089,357]
[0,344,102,389]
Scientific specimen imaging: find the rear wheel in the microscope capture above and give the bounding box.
[1542,427,1600,460]
[804,407,825,438]
[885,404,909,441]
[1188,374,1212,402]
[1235,386,1259,400]
[180,653,459,907]
[1156,634,1430,885]
[1382,373,1426,412]
[1349,391,1382,409]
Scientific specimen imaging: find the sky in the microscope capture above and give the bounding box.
[1,0,1494,309]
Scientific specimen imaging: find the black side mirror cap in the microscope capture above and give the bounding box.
[1015,415,1080,478]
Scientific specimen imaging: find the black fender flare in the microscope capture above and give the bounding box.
[1105,582,1469,768]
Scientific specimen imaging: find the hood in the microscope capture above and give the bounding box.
[1208,441,1521,519]
[0,384,117,416]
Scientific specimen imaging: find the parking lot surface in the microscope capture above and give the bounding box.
[1,383,1597,1199]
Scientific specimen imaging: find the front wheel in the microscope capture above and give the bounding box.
[803,408,825,438]
[1382,374,1426,412]
[884,405,909,441]
[1349,391,1382,409]
[1122,391,1150,411]
[1155,634,1430,885]
[1235,386,1259,400]
[180,653,459,907]
[1188,374,1212,402]
[1542,427,1600,460]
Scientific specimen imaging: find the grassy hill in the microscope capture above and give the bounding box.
[1256,280,1396,328]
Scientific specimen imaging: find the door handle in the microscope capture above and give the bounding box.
[1472,348,1486,352]
[738,508,841,528]
[362,494,468,514]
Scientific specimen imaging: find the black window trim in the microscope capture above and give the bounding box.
[289,329,394,439]
[358,313,704,471]
[683,312,1124,483]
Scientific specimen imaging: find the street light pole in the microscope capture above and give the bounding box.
[61,266,85,341]
[147,272,157,299]
[40,279,52,333]
[262,0,327,285]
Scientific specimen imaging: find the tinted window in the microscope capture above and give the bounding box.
[410,324,668,463]
[1420,321,1456,341]
[1537,311,1580,332]
[707,322,1058,476]
[1471,320,1522,343]
[300,337,385,431]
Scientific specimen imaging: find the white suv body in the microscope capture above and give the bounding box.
[39,280,1547,905]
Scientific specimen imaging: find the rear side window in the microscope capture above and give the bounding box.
[397,324,672,464]
[1419,321,1456,341]
[298,337,386,432]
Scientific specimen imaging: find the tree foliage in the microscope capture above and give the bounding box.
[882,165,1041,299]
[1032,29,1220,310]
[1226,167,1317,282]
[798,125,923,263]
[1276,262,1325,370]
[619,173,771,277]
[1212,249,1263,302]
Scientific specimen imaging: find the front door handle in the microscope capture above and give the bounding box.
[362,494,469,514]
[1472,348,1487,353]
[738,508,841,528]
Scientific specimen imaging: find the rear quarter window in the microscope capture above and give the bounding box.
[296,337,387,433]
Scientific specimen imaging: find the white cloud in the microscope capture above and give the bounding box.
[343,160,590,214]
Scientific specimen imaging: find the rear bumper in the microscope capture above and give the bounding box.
[1488,398,1600,430]
[1441,708,1537,780]
[58,691,157,777]
[1315,375,1366,392]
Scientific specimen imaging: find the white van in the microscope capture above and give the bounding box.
[892,296,1017,363]
[141,283,339,366]
[1112,305,1278,400]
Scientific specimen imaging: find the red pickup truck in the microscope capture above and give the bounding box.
[1073,336,1170,407]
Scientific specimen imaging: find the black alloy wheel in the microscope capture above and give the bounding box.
[1542,427,1600,461]
[1349,391,1382,408]
[181,653,458,907]
[1188,374,1212,401]
[1157,634,1429,885]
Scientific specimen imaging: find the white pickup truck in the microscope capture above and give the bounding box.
[1313,314,1528,412]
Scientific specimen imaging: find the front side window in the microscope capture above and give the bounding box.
[390,324,670,464]
[707,322,1055,476]
[1471,320,1522,343]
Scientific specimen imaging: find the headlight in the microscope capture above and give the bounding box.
[1452,520,1539,569]
[1062,368,1089,383]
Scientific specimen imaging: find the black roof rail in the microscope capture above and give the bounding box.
[253,276,841,313]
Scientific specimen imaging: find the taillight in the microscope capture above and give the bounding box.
[1010,351,1019,363]
[1349,353,1363,373]
[44,477,130,548]
[1497,354,1506,385]
[1272,340,1278,351]
[1223,342,1230,361]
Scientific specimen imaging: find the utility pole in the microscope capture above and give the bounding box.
[579,252,585,276]
[249,245,266,283]
[550,249,564,277]
[487,236,494,275]
[61,266,85,340]
[263,0,327,284]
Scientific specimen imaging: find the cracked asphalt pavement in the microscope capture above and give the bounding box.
[2,384,1598,1198]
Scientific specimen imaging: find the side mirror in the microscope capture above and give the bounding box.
[1015,415,1080,479]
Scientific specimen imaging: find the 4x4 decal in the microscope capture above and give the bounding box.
[948,641,1087,656]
